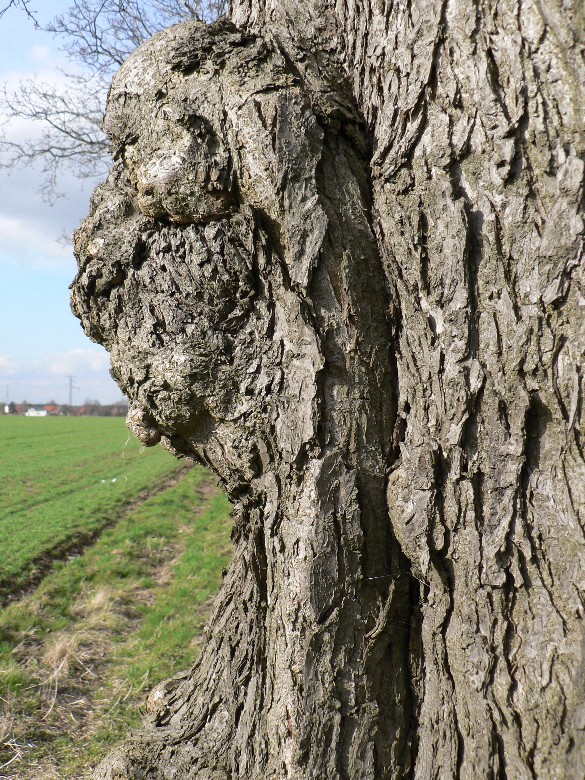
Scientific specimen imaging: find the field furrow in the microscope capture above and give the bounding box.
[0,465,232,778]
[0,417,185,596]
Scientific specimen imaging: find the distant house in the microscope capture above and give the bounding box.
[11,401,127,417]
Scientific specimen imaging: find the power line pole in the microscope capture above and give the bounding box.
[66,375,78,407]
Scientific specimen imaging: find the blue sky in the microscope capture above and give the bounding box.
[0,1,122,404]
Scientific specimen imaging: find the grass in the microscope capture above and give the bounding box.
[0,466,232,777]
[0,416,185,596]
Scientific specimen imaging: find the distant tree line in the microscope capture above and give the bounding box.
[5,400,129,416]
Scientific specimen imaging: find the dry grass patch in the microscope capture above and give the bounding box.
[0,467,232,778]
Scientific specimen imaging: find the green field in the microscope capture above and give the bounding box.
[0,417,233,777]
[0,416,185,596]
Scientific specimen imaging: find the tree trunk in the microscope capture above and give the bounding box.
[71,1,584,777]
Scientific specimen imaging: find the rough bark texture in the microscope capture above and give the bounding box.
[71,2,584,778]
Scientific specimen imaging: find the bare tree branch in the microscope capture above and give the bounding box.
[0,0,37,24]
[0,0,227,200]
[46,0,228,75]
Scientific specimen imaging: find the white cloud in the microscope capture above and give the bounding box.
[0,213,73,268]
[50,348,111,375]
[0,59,107,271]
[0,148,102,272]
[0,355,18,375]
[1,63,74,124]
[29,45,54,66]
[0,348,122,404]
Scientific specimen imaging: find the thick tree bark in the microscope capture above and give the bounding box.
[71,2,584,778]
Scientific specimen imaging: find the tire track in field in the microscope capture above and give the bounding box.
[0,465,194,607]
[0,471,231,779]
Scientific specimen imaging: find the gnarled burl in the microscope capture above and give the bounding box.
[72,20,411,779]
[72,3,585,778]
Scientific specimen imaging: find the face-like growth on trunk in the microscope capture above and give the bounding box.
[72,19,404,779]
[71,20,367,491]
[72,24,306,488]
